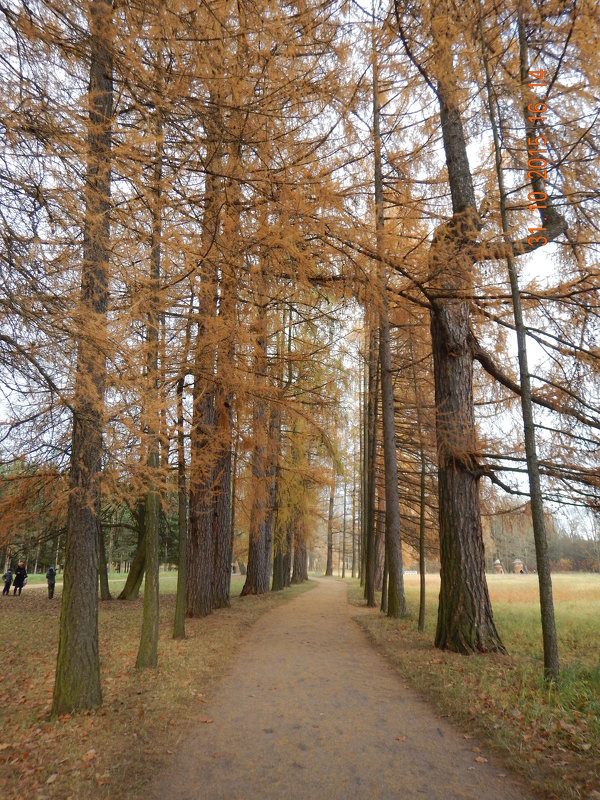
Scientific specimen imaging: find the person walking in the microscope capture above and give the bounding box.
[12,561,27,595]
[46,566,56,599]
[2,567,12,596]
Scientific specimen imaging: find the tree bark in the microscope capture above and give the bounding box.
[364,327,378,607]
[52,0,112,715]
[98,523,111,601]
[325,464,335,576]
[426,28,505,652]
[136,96,163,670]
[187,385,214,616]
[173,372,188,639]
[186,90,222,617]
[283,516,293,588]
[211,386,233,609]
[241,271,270,596]
[475,12,559,676]
[118,502,145,600]
[292,529,308,583]
[372,18,406,617]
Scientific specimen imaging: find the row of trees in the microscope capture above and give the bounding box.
[0,0,598,710]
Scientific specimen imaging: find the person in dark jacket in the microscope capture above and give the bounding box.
[2,568,12,596]
[12,561,27,595]
[46,566,56,599]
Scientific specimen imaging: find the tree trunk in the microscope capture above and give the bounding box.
[476,15,559,676]
[430,58,505,653]
[418,448,426,633]
[351,455,357,578]
[341,481,346,579]
[118,502,145,600]
[52,0,112,715]
[283,517,293,587]
[241,391,269,595]
[292,530,307,584]
[136,98,163,670]
[374,496,385,592]
[173,373,188,639]
[372,18,406,617]
[186,86,223,615]
[98,523,111,601]
[241,260,270,596]
[364,327,378,606]
[325,464,335,576]
[380,554,388,614]
[272,547,284,592]
[211,387,233,609]
[187,386,214,616]
[229,415,240,571]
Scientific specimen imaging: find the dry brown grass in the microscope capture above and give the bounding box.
[350,573,600,800]
[0,576,314,800]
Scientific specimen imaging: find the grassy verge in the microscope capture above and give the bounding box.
[349,573,600,800]
[0,575,314,799]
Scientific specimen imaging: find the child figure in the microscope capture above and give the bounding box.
[2,568,12,596]
[46,566,56,599]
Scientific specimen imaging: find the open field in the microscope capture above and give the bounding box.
[351,572,600,800]
[0,575,313,800]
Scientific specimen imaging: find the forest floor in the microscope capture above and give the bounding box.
[148,577,535,800]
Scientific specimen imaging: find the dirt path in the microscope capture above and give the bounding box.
[150,578,534,800]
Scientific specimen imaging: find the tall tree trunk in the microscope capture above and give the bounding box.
[291,529,307,584]
[241,269,269,596]
[359,347,366,586]
[98,523,111,601]
[52,0,112,715]
[262,407,280,590]
[351,461,357,579]
[186,92,222,617]
[430,59,505,653]
[418,447,427,633]
[374,495,385,592]
[380,554,388,613]
[341,480,346,579]
[118,501,145,600]
[211,385,233,609]
[272,544,284,592]
[187,385,214,616]
[229,416,240,571]
[325,464,335,576]
[283,516,293,588]
[173,371,188,639]
[372,17,406,617]
[136,99,163,670]
[476,12,559,677]
[364,327,379,607]
[271,425,285,593]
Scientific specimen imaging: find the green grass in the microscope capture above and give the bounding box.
[350,572,600,800]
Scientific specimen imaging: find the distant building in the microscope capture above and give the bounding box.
[513,558,524,574]
[493,559,504,574]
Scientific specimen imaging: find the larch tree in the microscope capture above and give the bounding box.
[53,0,113,713]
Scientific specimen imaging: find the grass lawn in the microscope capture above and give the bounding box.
[350,572,600,800]
[0,573,313,800]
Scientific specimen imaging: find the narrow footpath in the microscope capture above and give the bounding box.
[150,578,534,800]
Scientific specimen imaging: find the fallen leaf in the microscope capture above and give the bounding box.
[46,774,58,785]
[81,749,97,763]
[475,756,488,764]
[199,717,213,724]
[395,735,406,742]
